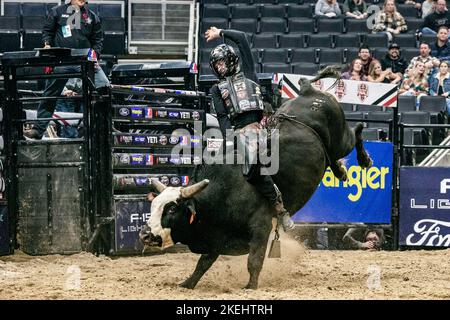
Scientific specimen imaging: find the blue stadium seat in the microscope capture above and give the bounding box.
[0,16,21,53]
[397,95,416,112]
[260,4,287,19]
[397,4,419,18]
[316,18,345,34]
[22,16,46,51]
[259,18,287,34]
[262,63,292,73]
[252,33,278,49]
[292,62,319,75]
[230,19,257,34]
[318,48,344,64]
[98,3,123,18]
[203,4,229,19]
[229,4,258,20]
[307,34,333,48]
[279,33,305,48]
[260,48,288,63]
[393,33,417,48]
[3,2,21,16]
[335,33,361,48]
[22,3,47,16]
[287,4,314,18]
[101,17,126,55]
[346,18,369,33]
[288,18,315,34]
[362,33,389,48]
[406,18,423,33]
[201,18,229,33]
[290,48,318,64]
[366,111,393,129]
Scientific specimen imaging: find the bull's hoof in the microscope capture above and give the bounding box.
[358,155,373,169]
[179,280,196,289]
[339,165,348,181]
[244,283,258,290]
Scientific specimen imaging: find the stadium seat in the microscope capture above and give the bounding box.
[362,33,389,48]
[318,48,344,64]
[419,96,447,114]
[288,18,315,34]
[343,48,359,64]
[101,17,126,55]
[278,0,302,4]
[344,111,364,127]
[203,4,229,19]
[406,18,424,33]
[262,63,292,73]
[252,33,278,49]
[201,18,229,33]
[335,33,361,48]
[260,4,287,19]
[98,3,123,17]
[199,36,216,49]
[229,5,258,20]
[3,2,21,16]
[252,48,261,63]
[316,18,345,34]
[261,48,288,63]
[279,34,305,48]
[393,34,417,48]
[372,47,387,60]
[307,34,333,48]
[346,18,369,33]
[230,19,257,34]
[400,111,431,124]
[340,103,355,112]
[397,95,417,112]
[253,0,276,4]
[199,48,211,64]
[401,48,419,62]
[22,16,46,51]
[259,18,287,34]
[254,63,262,73]
[286,4,314,18]
[202,0,226,4]
[0,16,21,53]
[355,105,383,113]
[290,48,318,64]
[361,128,381,141]
[397,4,419,18]
[22,3,47,16]
[366,111,393,129]
[292,62,319,75]
[419,33,436,45]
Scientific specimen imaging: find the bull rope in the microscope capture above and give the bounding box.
[267,112,332,168]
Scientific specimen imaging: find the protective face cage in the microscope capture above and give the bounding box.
[209,44,240,78]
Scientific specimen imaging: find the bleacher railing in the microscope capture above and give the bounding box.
[128,0,195,56]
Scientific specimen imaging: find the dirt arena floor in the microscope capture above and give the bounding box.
[1,233,450,300]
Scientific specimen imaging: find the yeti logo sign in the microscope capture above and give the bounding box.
[400,168,450,247]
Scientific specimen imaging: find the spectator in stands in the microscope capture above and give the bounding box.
[315,0,342,18]
[372,0,408,42]
[399,61,430,108]
[408,42,440,71]
[380,43,408,79]
[428,60,450,112]
[24,0,110,140]
[368,59,402,83]
[421,0,450,37]
[341,58,368,80]
[421,0,436,18]
[342,0,368,19]
[430,26,450,62]
[55,78,83,138]
[358,45,373,76]
[342,228,385,250]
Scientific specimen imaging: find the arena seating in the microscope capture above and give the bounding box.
[0,1,126,55]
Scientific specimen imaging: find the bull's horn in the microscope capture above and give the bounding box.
[151,178,167,193]
[180,179,209,198]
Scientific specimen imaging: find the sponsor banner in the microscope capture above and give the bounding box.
[399,167,450,247]
[113,105,204,122]
[113,174,190,189]
[280,73,398,107]
[114,134,201,148]
[114,200,150,253]
[113,153,198,168]
[293,141,393,223]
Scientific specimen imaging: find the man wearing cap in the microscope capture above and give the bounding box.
[24,0,110,140]
[380,43,408,80]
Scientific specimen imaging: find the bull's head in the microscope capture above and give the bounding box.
[139,178,209,249]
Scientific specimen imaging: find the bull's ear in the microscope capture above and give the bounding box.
[147,192,157,202]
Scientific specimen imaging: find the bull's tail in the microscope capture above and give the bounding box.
[298,65,342,96]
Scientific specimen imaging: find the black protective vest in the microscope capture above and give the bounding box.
[217,72,264,120]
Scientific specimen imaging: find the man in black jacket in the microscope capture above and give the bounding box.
[421,0,450,37]
[205,27,295,232]
[380,43,407,80]
[25,0,110,139]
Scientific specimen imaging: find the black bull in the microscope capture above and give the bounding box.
[140,76,373,290]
